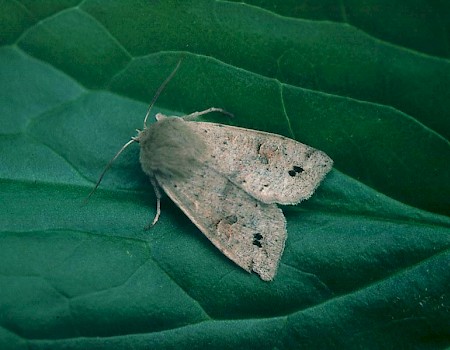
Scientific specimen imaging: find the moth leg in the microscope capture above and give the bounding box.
[182,107,233,121]
[146,177,162,229]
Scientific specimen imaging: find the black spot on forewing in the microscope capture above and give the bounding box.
[254,233,263,240]
[253,233,263,248]
[253,240,262,248]
[293,166,304,173]
[288,165,304,177]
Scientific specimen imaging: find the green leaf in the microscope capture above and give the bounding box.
[1,1,449,349]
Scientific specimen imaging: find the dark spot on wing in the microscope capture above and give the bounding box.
[254,233,263,240]
[253,233,263,248]
[253,240,262,248]
[293,166,304,173]
[289,165,304,177]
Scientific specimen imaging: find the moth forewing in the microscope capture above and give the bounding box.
[155,164,287,281]
[180,122,333,205]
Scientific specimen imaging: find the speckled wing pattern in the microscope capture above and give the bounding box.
[154,119,332,281]
[185,122,333,205]
[156,165,286,281]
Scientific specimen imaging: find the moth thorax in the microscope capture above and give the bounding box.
[138,117,206,179]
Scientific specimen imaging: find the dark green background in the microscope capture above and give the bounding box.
[1,1,449,349]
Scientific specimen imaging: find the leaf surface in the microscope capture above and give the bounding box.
[1,1,449,349]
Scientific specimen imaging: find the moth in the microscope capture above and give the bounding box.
[90,61,333,281]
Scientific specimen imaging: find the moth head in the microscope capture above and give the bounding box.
[88,58,184,199]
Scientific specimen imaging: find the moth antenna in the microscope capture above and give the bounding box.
[143,58,183,129]
[86,138,137,201]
